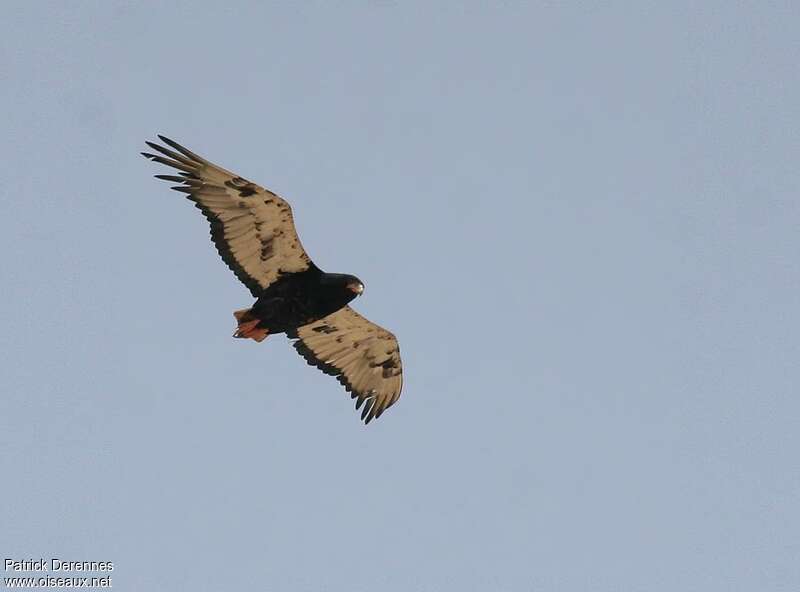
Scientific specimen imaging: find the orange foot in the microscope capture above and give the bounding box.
[233,320,269,342]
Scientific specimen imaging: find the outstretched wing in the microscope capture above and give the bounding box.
[143,135,315,296]
[289,306,403,423]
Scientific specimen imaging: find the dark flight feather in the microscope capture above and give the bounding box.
[144,136,403,423]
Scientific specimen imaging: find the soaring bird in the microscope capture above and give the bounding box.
[142,136,403,423]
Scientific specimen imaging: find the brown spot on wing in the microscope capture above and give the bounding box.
[289,306,403,423]
[144,136,317,295]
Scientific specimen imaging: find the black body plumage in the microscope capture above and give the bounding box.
[143,135,402,423]
[250,269,362,334]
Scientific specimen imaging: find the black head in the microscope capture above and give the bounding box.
[320,273,365,303]
[344,274,365,297]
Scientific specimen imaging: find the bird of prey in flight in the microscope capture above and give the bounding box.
[143,136,403,423]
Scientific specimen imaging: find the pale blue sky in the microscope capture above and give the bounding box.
[2,2,799,591]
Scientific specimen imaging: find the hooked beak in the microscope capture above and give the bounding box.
[348,281,364,296]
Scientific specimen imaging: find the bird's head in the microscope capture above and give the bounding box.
[345,276,365,297]
[321,273,365,303]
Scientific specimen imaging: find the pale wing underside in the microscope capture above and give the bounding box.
[143,136,313,296]
[290,306,403,423]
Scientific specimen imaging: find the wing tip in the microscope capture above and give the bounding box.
[291,330,401,424]
[155,134,203,161]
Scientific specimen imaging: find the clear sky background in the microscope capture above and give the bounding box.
[1,2,798,591]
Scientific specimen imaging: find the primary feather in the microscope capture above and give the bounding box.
[144,135,403,423]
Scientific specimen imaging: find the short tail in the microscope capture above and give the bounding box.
[233,308,269,342]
